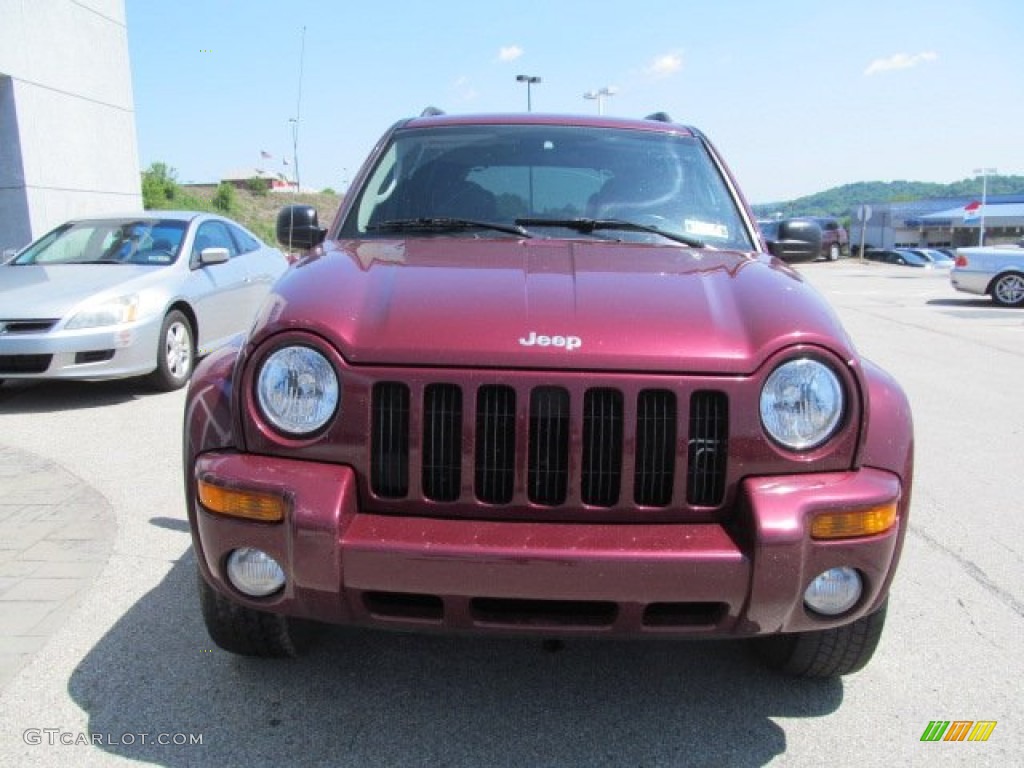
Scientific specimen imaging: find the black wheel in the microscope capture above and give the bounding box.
[751,599,888,678]
[198,569,310,657]
[991,273,1024,307]
[148,309,194,391]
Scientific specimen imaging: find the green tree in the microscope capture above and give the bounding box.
[141,162,180,209]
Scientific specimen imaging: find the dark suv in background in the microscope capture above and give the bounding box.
[814,217,849,261]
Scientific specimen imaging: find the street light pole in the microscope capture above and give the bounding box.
[583,86,617,115]
[516,74,541,112]
[973,167,997,245]
[290,26,306,193]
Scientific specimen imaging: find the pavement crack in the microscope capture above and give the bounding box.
[909,522,1024,619]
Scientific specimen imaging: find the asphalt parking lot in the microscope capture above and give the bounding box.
[0,259,1021,766]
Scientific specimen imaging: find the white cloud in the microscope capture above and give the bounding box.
[864,51,938,76]
[646,52,683,78]
[498,45,523,62]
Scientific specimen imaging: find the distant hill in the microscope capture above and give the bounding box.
[751,176,1024,222]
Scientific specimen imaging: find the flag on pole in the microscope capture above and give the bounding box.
[963,200,982,223]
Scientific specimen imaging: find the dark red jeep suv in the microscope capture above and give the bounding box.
[184,111,912,677]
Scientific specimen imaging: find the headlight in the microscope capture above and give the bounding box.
[257,345,339,435]
[760,358,844,450]
[65,294,139,329]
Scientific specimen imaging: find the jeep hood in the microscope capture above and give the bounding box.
[258,238,855,375]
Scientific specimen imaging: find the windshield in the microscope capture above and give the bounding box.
[13,219,188,266]
[340,123,755,250]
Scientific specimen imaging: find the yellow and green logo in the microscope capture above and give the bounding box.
[920,721,997,742]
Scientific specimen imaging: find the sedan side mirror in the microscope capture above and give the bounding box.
[277,205,326,251]
[199,246,230,265]
[766,219,823,264]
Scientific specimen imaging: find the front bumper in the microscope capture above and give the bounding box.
[0,318,162,380]
[190,452,904,636]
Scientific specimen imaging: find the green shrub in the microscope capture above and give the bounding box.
[212,182,236,213]
[247,177,269,196]
[141,162,179,209]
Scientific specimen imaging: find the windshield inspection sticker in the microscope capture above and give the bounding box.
[684,219,729,239]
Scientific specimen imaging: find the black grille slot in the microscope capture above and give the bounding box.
[0,354,52,374]
[422,384,462,502]
[634,389,677,507]
[528,387,570,506]
[475,385,516,504]
[371,382,410,498]
[0,320,58,334]
[687,391,728,506]
[581,388,623,506]
[74,349,115,365]
[471,598,617,627]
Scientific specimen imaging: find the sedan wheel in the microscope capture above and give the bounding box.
[992,273,1024,307]
[148,310,194,391]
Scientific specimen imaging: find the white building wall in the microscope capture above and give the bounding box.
[0,0,141,252]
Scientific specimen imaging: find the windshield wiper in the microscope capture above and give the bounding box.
[367,217,532,238]
[514,217,705,248]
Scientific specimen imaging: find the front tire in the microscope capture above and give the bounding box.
[751,599,888,678]
[991,273,1024,307]
[148,309,194,391]
[198,570,309,657]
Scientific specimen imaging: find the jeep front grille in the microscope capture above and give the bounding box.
[370,381,729,510]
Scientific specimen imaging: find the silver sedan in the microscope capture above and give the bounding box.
[950,244,1024,308]
[0,212,289,390]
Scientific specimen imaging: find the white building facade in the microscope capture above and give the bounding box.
[0,0,141,253]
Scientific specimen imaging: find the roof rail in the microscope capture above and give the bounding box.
[420,106,445,117]
[644,112,673,123]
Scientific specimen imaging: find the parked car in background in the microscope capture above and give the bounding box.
[951,244,1024,307]
[185,110,913,678]
[813,217,849,261]
[862,249,920,267]
[0,212,289,390]
[905,248,954,269]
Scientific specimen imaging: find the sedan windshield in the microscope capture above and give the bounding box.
[13,219,188,266]
[341,123,754,250]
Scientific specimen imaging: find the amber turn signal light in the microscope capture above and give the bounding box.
[197,479,287,522]
[810,502,898,540]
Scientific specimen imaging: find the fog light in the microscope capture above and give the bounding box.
[226,548,285,597]
[804,567,862,616]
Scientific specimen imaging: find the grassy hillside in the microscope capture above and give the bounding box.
[180,185,342,246]
[751,176,1024,222]
[140,163,342,247]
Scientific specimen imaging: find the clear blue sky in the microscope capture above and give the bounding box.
[126,0,1024,204]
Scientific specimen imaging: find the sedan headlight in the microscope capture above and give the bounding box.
[65,294,139,329]
[257,345,339,435]
[760,358,844,450]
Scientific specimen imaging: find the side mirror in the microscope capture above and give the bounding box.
[766,219,823,263]
[276,205,326,251]
[199,246,230,265]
